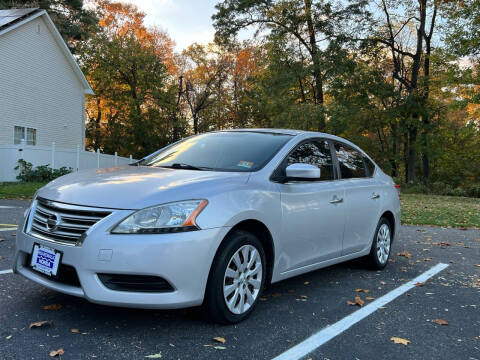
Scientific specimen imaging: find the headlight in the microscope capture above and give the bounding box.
[111,200,208,234]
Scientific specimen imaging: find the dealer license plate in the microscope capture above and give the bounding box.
[30,244,61,277]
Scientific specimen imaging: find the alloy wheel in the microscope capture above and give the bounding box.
[223,244,263,315]
[376,223,391,264]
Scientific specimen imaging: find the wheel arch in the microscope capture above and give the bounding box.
[380,210,396,241]
[213,219,275,286]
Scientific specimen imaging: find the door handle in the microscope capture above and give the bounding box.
[371,193,380,199]
[330,197,343,204]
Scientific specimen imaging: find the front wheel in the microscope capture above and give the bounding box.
[365,217,392,269]
[204,230,266,324]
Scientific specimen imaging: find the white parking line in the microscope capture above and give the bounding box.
[0,206,21,209]
[0,269,13,275]
[273,263,449,360]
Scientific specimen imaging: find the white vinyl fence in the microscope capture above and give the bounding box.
[0,141,136,182]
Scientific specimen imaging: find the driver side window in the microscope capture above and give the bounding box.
[287,140,334,181]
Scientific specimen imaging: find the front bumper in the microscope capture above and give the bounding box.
[14,214,230,309]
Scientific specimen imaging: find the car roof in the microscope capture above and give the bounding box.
[217,128,374,163]
[219,128,347,142]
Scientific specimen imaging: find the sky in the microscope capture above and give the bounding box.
[120,0,220,50]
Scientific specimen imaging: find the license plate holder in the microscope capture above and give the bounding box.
[30,243,62,277]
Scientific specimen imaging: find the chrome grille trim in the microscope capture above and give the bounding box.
[26,198,112,246]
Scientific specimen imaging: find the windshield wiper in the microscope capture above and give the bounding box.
[158,163,212,171]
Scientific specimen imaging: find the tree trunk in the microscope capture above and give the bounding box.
[407,125,417,183]
[304,0,325,131]
[172,75,183,141]
[193,113,199,134]
[390,122,398,178]
[421,3,437,186]
[403,129,409,184]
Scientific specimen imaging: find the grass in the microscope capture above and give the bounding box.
[0,182,46,199]
[401,193,480,228]
[0,182,478,228]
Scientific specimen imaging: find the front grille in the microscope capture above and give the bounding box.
[27,197,111,245]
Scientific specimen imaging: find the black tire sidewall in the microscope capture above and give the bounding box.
[369,217,392,269]
[204,230,267,324]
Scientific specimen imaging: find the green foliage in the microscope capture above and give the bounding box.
[14,159,72,182]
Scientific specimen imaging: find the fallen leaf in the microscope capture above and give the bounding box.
[354,288,370,293]
[347,296,364,307]
[145,353,162,359]
[0,238,5,242]
[380,281,386,285]
[439,242,451,247]
[29,320,53,329]
[304,281,310,285]
[458,227,468,231]
[433,319,448,325]
[271,293,281,298]
[259,297,267,301]
[424,258,432,262]
[43,304,62,311]
[397,250,412,259]
[475,264,480,267]
[414,282,425,287]
[71,328,80,333]
[390,337,410,346]
[355,296,364,306]
[366,296,375,301]
[213,337,226,344]
[49,348,64,357]
[300,295,308,299]
[6,335,12,340]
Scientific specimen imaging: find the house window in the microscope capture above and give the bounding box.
[14,126,36,145]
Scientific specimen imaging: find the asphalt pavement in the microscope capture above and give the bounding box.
[0,199,479,360]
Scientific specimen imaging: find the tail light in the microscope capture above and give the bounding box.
[394,184,401,199]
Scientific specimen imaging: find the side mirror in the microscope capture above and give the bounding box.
[285,163,320,180]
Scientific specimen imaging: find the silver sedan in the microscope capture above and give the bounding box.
[14,129,401,323]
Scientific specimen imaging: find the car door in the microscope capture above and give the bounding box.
[276,139,345,272]
[333,142,382,255]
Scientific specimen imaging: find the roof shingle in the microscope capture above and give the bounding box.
[0,8,39,31]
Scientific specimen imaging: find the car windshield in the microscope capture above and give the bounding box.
[138,131,294,172]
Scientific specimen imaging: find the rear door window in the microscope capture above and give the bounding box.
[334,142,368,179]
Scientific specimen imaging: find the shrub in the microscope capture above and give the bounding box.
[15,159,72,182]
[465,183,480,198]
[395,180,480,198]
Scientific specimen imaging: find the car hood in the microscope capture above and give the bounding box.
[37,166,250,209]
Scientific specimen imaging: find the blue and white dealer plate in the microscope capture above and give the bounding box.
[30,244,61,276]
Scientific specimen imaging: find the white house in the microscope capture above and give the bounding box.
[0,8,93,149]
[0,9,134,182]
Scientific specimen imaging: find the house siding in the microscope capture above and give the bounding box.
[0,16,85,149]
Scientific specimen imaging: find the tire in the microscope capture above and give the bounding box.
[204,229,266,324]
[365,217,392,270]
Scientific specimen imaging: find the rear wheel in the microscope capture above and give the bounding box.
[204,230,266,324]
[365,217,392,269]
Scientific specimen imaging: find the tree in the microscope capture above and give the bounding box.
[360,0,441,183]
[212,0,368,131]
[79,0,178,158]
[181,43,232,134]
